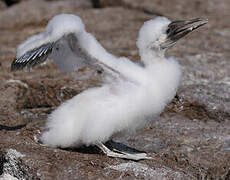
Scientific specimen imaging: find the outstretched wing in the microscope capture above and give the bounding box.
[11,33,124,80]
[11,33,100,72]
[11,14,140,82]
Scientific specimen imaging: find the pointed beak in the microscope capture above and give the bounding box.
[160,18,208,49]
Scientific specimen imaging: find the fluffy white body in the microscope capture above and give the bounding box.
[37,15,181,148]
[12,14,206,156]
[41,59,180,147]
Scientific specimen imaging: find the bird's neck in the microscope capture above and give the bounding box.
[140,48,165,67]
[77,31,142,82]
[77,31,118,67]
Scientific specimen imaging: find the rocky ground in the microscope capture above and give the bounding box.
[0,0,230,179]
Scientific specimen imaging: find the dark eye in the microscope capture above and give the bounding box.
[166,28,171,34]
[166,25,176,36]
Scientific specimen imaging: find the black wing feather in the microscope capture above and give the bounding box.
[11,43,53,72]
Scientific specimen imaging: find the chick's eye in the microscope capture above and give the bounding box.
[166,26,175,35]
[166,28,171,34]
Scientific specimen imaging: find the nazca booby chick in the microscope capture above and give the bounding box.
[11,14,207,160]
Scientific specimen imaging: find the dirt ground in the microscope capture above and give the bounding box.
[0,0,230,179]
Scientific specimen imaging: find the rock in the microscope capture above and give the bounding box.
[109,162,192,179]
[0,0,92,30]
[0,150,3,175]
[0,174,18,180]
[0,149,35,179]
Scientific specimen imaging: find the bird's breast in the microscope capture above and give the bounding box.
[142,59,182,111]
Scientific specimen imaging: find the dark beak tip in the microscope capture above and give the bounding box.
[162,17,208,49]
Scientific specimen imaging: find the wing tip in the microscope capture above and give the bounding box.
[11,57,31,72]
[11,58,21,72]
[11,43,53,72]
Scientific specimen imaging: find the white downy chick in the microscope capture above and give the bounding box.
[11,14,207,160]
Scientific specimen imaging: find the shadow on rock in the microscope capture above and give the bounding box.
[60,140,145,155]
[0,124,26,131]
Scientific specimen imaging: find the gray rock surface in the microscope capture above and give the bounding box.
[0,1,6,9]
[0,0,230,179]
